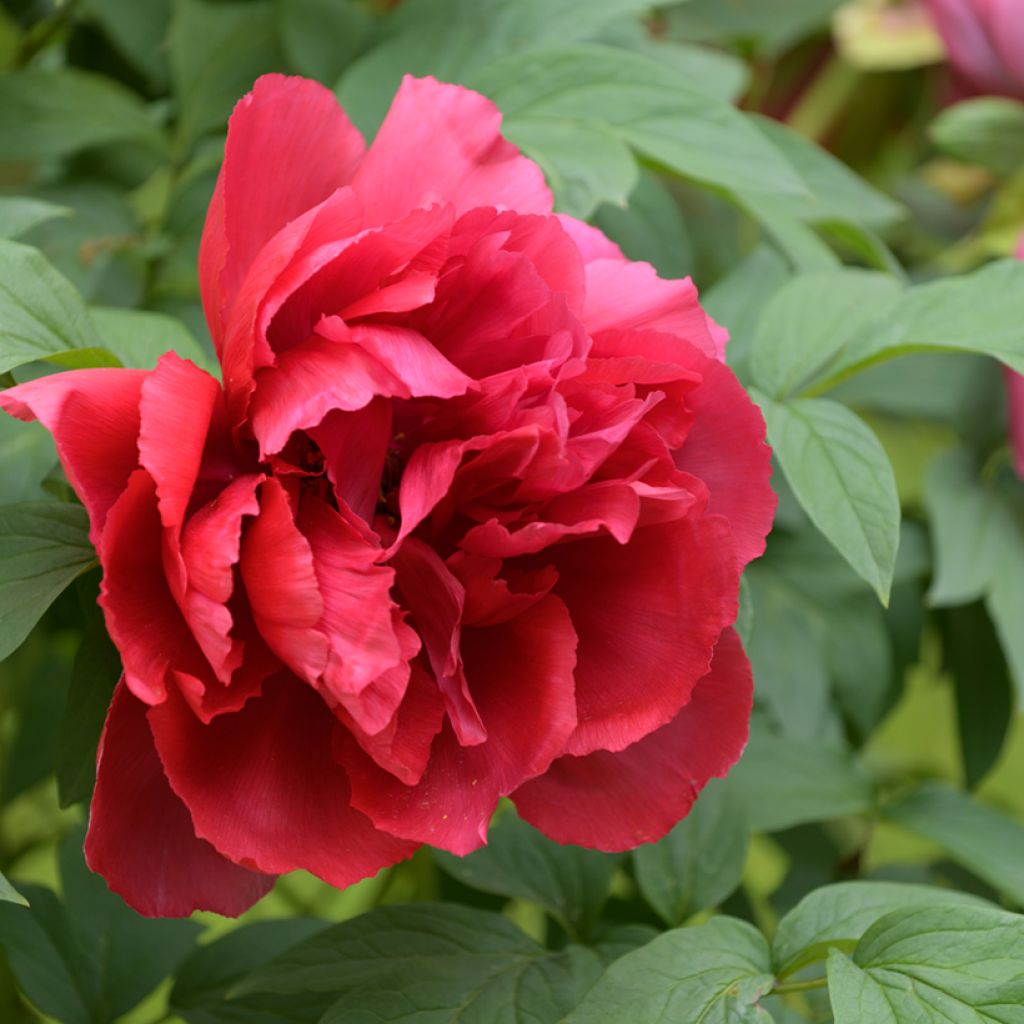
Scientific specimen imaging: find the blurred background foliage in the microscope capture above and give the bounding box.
[2,0,1024,1022]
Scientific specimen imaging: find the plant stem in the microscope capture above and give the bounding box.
[774,976,829,995]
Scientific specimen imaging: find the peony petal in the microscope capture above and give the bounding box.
[138,353,221,532]
[0,368,146,544]
[673,346,776,569]
[353,76,551,224]
[85,681,275,917]
[149,674,415,888]
[240,477,328,685]
[340,594,578,853]
[548,515,739,757]
[922,0,1019,96]
[199,74,365,345]
[556,214,624,263]
[513,629,752,850]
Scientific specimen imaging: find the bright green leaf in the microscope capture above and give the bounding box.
[633,779,749,926]
[89,305,215,372]
[827,904,1024,1023]
[567,917,775,1024]
[0,502,95,663]
[756,393,900,602]
[0,871,26,907]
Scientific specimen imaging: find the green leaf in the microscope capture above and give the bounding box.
[0,871,26,907]
[0,197,71,241]
[729,725,874,832]
[0,833,199,1024]
[883,783,1024,905]
[827,904,1024,1023]
[0,415,56,504]
[756,394,900,602]
[750,270,903,401]
[633,779,749,926]
[277,0,373,85]
[433,810,616,940]
[472,45,806,208]
[0,239,110,375]
[89,305,215,372]
[237,904,604,1024]
[930,97,1024,177]
[0,503,95,663]
[772,881,986,978]
[337,0,660,133]
[169,0,284,151]
[0,68,164,162]
[82,0,172,88]
[567,917,775,1024]
[170,918,330,1024]
[56,616,121,807]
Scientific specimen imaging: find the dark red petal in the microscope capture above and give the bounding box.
[353,75,551,224]
[339,594,578,854]
[0,369,146,544]
[199,74,365,345]
[149,674,415,887]
[549,516,739,757]
[513,628,752,850]
[85,681,274,917]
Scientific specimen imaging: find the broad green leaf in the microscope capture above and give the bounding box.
[82,0,172,87]
[0,68,164,161]
[817,260,1024,387]
[433,811,616,940]
[941,603,1014,789]
[923,448,1009,607]
[0,416,56,505]
[169,0,284,151]
[773,881,986,978]
[277,0,374,85]
[0,871,26,907]
[756,394,900,602]
[237,904,604,1024]
[567,917,775,1024]
[750,271,903,400]
[0,503,95,663]
[56,616,121,807]
[633,779,749,926]
[985,529,1024,700]
[89,305,215,372]
[827,904,1024,1023]
[0,240,108,375]
[170,918,330,1024]
[337,0,661,133]
[883,783,1024,905]
[729,725,874,832]
[594,170,694,279]
[930,97,1024,177]
[472,45,806,206]
[0,197,70,241]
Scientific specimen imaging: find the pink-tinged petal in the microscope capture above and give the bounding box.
[987,0,1024,93]
[548,515,739,756]
[335,659,445,786]
[240,478,328,684]
[513,629,752,850]
[85,681,275,917]
[250,338,405,458]
[149,674,415,888]
[98,470,190,704]
[673,347,775,568]
[392,538,486,746]
[1005,368,1024,478]
[138,353,220,531]
[340,594,578,853]
[317,320,472,402]
[923,0,1019,96]
[581,259,724,360]
[299,495,408,720]
[199,74,365,345]
[310,401,391,524]
[0,369,146,544]
[354,76,551,224]
[556,214,624,263]
[180,474,263,680]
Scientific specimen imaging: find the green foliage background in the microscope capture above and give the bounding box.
[2,0,1024,1021]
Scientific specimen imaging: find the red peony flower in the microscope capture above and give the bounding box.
[0,75,775,917]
